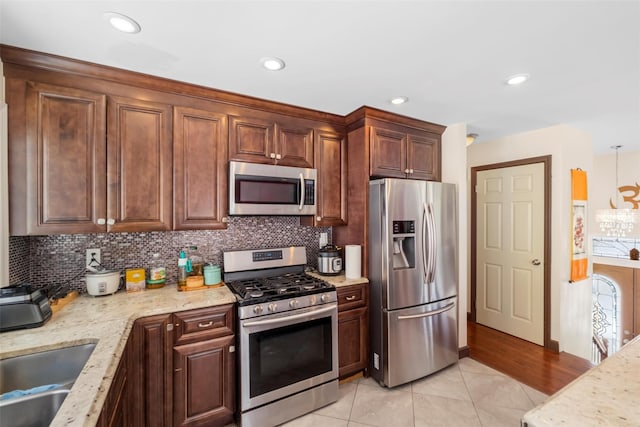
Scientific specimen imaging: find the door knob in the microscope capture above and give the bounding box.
[531,259,541,266]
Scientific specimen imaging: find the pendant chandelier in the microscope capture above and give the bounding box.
[595,145,638,237]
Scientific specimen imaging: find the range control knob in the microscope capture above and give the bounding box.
[268,303,278,312]
[253,305,263,315]
[321,294,329,303]
[289,299,299,309]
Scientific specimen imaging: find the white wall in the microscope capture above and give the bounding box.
[590,150,640,238]
[441,123,468,350]
[467,124,594,359]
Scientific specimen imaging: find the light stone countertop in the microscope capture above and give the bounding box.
[0,284,237,427]
[305,272,369,288]
[521,334,640,426]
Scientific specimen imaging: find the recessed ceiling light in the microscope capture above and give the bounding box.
[506,73,530,86]
[390,96,408,105]
[104,12,141,34]
[261,57,286,71]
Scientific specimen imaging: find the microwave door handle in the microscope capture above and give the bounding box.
[298,173,305,211]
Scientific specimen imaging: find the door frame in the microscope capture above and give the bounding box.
[470,155,558,352]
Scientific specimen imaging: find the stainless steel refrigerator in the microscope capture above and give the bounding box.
[369,178,458,388]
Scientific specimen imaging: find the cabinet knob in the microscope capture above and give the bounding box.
[409,169,414,174]
[222,217,228,223]
[107,218,116,225]
[270,153,276,159]
[316,216,321,221]
[404,169,410,174]
[97,218,106,225]
[345,295,357,301]
[276,154,282,160]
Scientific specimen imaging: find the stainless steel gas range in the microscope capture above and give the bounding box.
[223,246,338,427]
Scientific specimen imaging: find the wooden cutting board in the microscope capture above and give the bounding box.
[50,291,79,314]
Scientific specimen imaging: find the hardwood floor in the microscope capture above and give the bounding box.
[466,321,593,396]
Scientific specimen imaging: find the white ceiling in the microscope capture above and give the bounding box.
[1,1,639,153]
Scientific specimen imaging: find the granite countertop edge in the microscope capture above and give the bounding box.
[0,284,237,427]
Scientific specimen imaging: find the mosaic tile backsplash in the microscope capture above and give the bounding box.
[592,237,640,259]
[8,216,331,294]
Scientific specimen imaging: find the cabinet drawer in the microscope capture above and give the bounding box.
[337,283,368,312]
[174,304,235,345]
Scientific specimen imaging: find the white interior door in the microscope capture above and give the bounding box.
[476,162,544,345]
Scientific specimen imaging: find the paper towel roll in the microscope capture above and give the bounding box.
[345,245,362,279]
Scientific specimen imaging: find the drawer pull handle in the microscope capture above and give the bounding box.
[345,295,356,301]
[198,321,213,328]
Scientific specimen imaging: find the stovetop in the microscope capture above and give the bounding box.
[226,272,334,306]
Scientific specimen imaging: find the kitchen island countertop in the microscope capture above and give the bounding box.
[521,333,640,426]
[0,284,236,427]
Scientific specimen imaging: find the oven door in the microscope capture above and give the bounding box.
[239,303,338,411]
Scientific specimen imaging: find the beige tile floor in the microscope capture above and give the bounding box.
[279,358,548,427]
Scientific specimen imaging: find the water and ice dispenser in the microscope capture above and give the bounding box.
[392,220,415,269]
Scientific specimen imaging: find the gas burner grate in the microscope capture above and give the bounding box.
[226,273,333,305]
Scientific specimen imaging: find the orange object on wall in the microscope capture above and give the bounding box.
[570,169,588,282]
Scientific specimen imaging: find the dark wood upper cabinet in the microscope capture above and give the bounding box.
[301,130,347,227]
[107,96,172,232]
[22,82,107,235]
[370,126,440,181]
[229,113,314,167]
[173,106,228,230]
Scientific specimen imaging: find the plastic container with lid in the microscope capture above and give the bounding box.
[186,246,204,277]
[146,253,166,289]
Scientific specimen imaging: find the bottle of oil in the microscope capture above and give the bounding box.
[177,250,188,290]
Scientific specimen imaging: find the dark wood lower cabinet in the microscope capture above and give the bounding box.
[97,335,132,427]
[99,305,236,427]
[173,335,236,427]
[337,283,369,379]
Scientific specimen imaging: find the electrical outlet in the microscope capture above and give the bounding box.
[86,248,101,269]
[319,232,328,248]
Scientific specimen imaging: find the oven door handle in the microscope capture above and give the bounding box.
[243,304,336,327]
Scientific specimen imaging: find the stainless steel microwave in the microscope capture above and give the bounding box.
[229,161,317,216]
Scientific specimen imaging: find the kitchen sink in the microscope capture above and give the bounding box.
[0,343,96,394]
[0,389,69,427]
[0,343,96,426]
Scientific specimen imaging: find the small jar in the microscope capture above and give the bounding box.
[204,264,221,286]
[147,253,166,289]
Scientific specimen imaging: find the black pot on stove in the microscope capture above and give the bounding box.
[317,245,342,276]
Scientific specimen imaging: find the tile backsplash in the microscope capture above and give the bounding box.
[592,237,640,259]
[8,216,330,294]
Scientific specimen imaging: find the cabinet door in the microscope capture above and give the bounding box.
[173,335,235,427]
[131,314,173,427]
[275,120,314,167]
[98,335,132,427]
[338,306,368,379]
[408,132,440,181]
[107,96,172,232]
[229,115,274,164]
[174,107,228,230]
[25,82,107,234]
[301,130,347,226]
[370,126,407,178]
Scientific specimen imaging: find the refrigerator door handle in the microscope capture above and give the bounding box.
[422,202,430,284]
[397,302,456,320]
[427,202,437,283]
